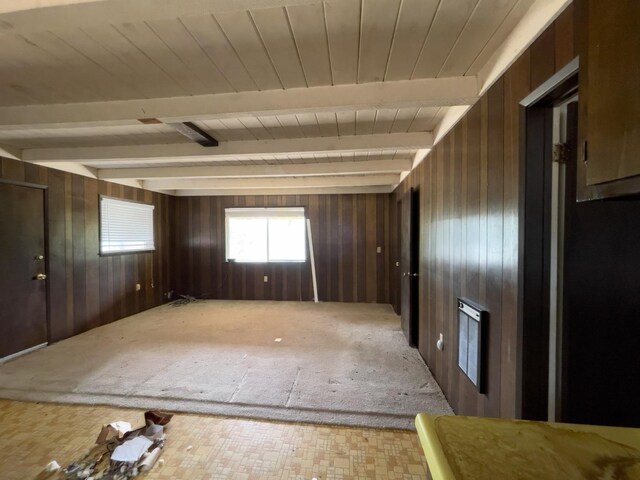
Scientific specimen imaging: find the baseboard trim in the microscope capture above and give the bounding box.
[0,343,47,364]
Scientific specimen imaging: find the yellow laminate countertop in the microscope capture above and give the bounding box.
[415,413,640,480]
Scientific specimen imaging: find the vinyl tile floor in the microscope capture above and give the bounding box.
[0,400,429,479]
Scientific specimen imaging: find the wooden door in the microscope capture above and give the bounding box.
[0,182,47,359]
[393,201,402,315]
[400,188,419,347]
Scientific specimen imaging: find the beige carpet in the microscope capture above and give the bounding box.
[0,301,452,429]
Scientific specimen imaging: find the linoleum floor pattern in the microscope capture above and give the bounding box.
[0,400,428,479]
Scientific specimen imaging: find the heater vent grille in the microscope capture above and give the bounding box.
[457,298,487,392]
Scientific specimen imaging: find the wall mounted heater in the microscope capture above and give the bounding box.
[457,298,487,392]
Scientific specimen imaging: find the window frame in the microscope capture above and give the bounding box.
[99,195,156,256]
[224,207,307,264]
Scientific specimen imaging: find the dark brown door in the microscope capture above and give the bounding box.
[393,201,402,315]
[0,182,47,359]
[400,188,419,347]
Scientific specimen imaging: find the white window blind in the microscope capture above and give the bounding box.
[100,197,155,254]
[225,207,306,262]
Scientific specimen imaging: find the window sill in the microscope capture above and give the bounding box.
[225,260,306,264]
[99,249,155,257]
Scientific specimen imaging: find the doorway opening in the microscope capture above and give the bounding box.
[401,187,420,347]
[393,200,402,316]
[518,58,578,421]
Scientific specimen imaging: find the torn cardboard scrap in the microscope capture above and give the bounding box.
[96,421,132,444]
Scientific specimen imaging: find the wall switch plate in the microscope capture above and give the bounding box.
[396,261,400,267]
[135,283,141,291]
[376,246,382,253]
[263,276,268,283]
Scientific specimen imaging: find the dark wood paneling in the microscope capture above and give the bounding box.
[71,174,87,335]
[502,49,530,420]
[554,3,575,69]
[174,194,390,303]
[562,102,640,428]
[484,79,505,419]
[389,7,575,418]
[0,157,174,344]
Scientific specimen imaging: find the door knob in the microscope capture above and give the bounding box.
[35,273,47,280]
[412,273,419,277]
[34,255,44,260]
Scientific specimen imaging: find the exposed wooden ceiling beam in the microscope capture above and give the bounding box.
[0,78,478,130]
[98,158,413,180]
[142,173,400,191]
[23,132,433,163]
[0,0,345,36]
[171,185,394,196]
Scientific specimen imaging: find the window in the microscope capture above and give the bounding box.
[225,207,306,263]
[100,197,155,254]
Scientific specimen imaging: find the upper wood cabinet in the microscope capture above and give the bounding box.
[576,0,640,200]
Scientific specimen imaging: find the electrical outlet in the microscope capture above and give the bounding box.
[151,282,154,289]
[376,246,382,253]
[135,283,141,292]
[263,275,268,283]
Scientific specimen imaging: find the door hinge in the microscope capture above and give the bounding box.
[553,143,569,164]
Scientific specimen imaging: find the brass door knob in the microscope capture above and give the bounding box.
[35,273,47,280]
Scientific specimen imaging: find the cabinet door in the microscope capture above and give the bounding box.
[577,0,640,200]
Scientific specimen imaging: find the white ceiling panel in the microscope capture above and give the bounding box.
[385,0,440,81]
[0,0,562,195]
[0,0,536,106]
[286,3,333,86]
[178,14,258,91]
[214,9,283,91]
[251,6,307,89]
[358,0,400,83]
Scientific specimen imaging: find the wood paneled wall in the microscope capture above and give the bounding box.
[173,194,390,303]
[0,157,174,343]
[390,5,575,418]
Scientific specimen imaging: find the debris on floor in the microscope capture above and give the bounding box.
[43,461,61,473]
[95,421,131,444]
[170,294,198,306]
[274,338,282,342]
[38,410,173,480]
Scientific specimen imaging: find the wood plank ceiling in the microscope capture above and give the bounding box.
[0,0,557,196]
